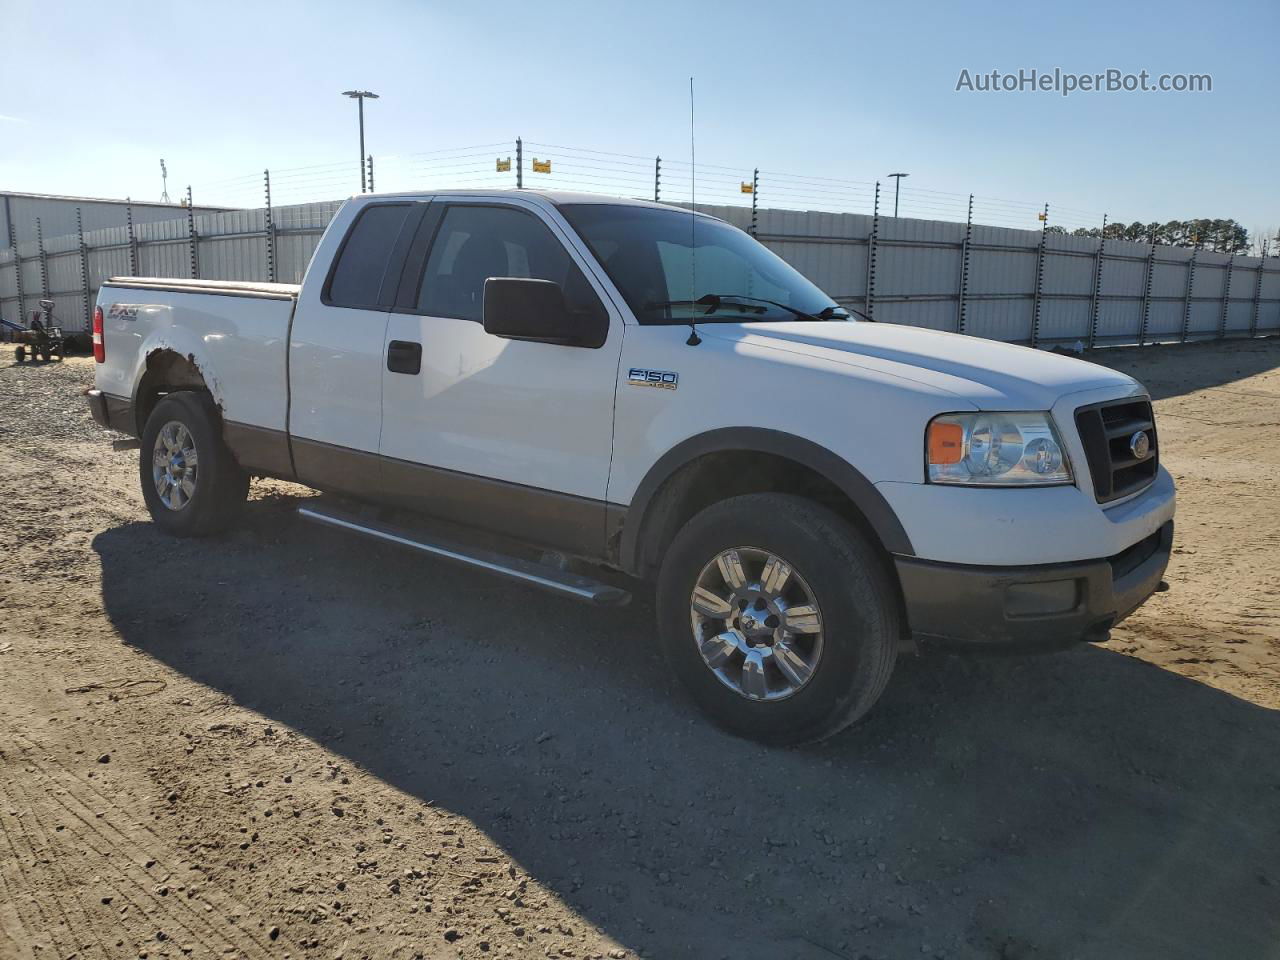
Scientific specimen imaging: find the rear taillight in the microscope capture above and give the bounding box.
[92,306,105,363]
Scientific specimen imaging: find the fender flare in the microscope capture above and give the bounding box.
[618,427,915,574]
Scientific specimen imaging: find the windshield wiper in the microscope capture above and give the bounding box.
[708,294,823,321]
[653,293,862,323]
[643,295,767,322]
[645,293,862,324]
[645,294,810,320]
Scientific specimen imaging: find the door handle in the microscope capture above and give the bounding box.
[387,340,422,375]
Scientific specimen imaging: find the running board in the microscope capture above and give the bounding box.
[297,504,631,607]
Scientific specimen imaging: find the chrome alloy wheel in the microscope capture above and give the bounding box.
[689,547,824,701]
[151,420,199,511]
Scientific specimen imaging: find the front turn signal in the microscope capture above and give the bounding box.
[926,419,964,465]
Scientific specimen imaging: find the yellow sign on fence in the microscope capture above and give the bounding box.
[532,159,552,174]
[1037,212,1047,221]
[740,182,754,194]
[495,157,511,172]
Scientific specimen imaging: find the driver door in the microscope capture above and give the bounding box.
[378,199,625,557]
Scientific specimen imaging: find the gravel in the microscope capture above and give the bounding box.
[1,345,1279,959]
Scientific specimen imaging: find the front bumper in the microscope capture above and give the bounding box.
[895,520,1172,652]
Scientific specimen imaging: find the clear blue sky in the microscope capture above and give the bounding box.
[2,0,1277,236]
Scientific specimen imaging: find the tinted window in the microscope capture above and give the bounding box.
[417,205,602,323]
[327,204,412,308]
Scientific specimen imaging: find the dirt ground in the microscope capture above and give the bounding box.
[1,340,1278,960]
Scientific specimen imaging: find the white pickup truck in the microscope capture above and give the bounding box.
[87,190,1174,743]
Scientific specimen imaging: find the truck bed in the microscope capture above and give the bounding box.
[96,277,298,436]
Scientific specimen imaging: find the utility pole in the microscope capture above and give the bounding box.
[886,172,909,217]
[342,90,380,192]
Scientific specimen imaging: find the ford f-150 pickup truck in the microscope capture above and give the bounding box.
[87,189,1175,743]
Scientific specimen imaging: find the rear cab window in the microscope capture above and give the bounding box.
[324,203,415,309]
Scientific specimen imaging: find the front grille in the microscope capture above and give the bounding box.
[1074,398,1159,503]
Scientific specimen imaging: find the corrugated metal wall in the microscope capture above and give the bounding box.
[0,201,342,331]
[3,198,1278,343]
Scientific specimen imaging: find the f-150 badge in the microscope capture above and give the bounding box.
[628,368,678,390]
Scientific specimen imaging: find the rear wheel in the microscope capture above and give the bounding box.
[139,392,249,537]
[13,346,24,362]
[656,493,899,745]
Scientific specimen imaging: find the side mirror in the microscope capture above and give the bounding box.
[482,278,605,348]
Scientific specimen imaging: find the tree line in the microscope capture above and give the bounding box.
[1044,218,1266,255]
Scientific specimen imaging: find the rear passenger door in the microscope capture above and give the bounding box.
[378,199,624,557]
[288,201,424,496]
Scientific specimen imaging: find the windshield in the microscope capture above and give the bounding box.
[557,203,849,325]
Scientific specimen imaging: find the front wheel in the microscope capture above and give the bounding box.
[13,346,25,362]
[656,494,900,745]
[139,392,249,537]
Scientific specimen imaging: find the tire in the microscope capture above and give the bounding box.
[14,346,24,363]
[656,493,900,745]
[139,392,249,537]
[38,348,49,362]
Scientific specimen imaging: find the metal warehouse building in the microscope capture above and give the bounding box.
[1,190,232,331]
[1,191,228,248]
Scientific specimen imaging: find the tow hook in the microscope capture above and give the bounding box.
[1156,580,1170,593]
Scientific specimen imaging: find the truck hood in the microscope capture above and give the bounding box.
[705,321,1141,409]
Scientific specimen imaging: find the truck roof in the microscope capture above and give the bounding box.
[350,188,717,216]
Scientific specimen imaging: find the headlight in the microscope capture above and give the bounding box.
[926,412,1072,485]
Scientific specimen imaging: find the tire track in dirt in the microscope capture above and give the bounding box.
[1,773,116,960]
[9,733,287,959]
[0,806,40,960]
[15,788,227,960]
[0,909,33,960]
[3,763,182,960]
[0,769,79,958]
[9,751,269,958]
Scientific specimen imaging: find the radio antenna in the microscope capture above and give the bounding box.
[686,76,701,346]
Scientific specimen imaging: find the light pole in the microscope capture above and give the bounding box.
[342,90,380,192]
[887,172,909,217]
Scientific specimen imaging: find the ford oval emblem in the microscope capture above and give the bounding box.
[1129,430,1151,460]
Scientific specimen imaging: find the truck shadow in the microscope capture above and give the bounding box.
[92,497,1280,960]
